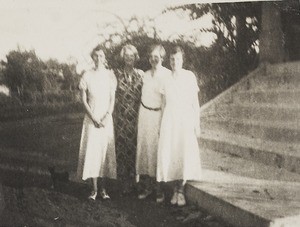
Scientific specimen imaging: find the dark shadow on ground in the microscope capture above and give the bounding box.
[0,114,232,227]
[0,170,232,227]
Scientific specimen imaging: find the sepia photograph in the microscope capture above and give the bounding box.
[0,0,299,226]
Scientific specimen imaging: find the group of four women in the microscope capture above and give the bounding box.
[76,44,202,207]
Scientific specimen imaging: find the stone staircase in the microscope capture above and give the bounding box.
[200,61,300,174]
[186,61,300,227]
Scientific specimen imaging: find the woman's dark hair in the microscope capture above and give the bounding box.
[169,46,185,62]
[89,46,108,68]
[90,46,106,61]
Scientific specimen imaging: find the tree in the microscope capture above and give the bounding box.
[43,59,63,91]
[3,49,81,103]
[4,50,46,97]
[60,63,81,91]
[164,2,261,74]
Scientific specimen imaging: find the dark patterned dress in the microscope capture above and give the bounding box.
[113,68,143,181]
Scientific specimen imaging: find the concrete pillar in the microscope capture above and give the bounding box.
[259,2,285,64]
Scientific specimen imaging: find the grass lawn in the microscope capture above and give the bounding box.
[0,114,83,171]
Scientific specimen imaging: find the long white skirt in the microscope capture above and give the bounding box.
[157,107,202,182]
[136,105,162,179]
[77,115,117,181]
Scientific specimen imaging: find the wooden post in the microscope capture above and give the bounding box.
[259,2,285,64]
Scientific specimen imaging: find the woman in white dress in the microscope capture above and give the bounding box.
[77,48,117,200]
[157,46,201,206]
[136,44,171,202]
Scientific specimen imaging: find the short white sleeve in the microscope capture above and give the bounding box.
[158,69,171,95]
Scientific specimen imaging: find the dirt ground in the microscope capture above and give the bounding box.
[0,172,230,227]
[0,114,231,227]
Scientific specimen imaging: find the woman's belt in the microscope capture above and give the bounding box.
[141,101,161,111]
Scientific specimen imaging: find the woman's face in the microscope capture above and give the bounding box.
[93,50,106,67]
[170,52,183,71]
[123,49,135,66]
[149,48,162,68]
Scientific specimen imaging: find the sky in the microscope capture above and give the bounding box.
[0,0,264,71]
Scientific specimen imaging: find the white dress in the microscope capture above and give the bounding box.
[157,69,202,182]
[136,66,171,179]
[77,68,117,181]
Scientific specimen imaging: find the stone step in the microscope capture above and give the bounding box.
[203,103,300,122]
[185,148,300,227]
[199,130,300,174]
[248,73,300,90]
[200,148,300,183]
[234,89,300,105]
[201,117,300,143]
[192,62,300,226]
[186,170,300,227]
[266,61,300,76]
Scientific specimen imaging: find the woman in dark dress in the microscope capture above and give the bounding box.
[113,44,143,194]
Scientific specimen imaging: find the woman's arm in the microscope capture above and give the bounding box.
[192,91,201,137]
[101,72,117,126]
[81,89,101,128]
[190,72,201,137]
[161,94,166,113]
[100,89,116,127]
[107,87,116,116]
